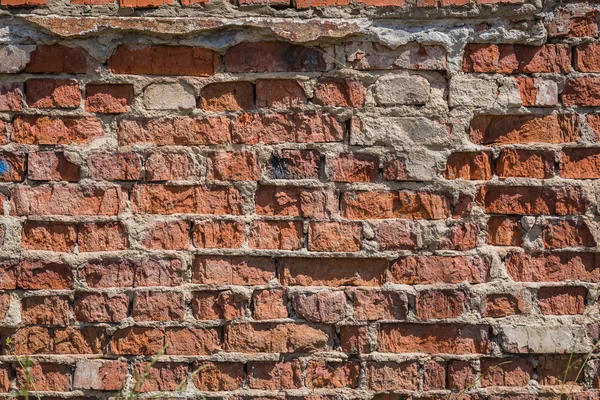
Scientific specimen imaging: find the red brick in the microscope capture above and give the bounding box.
[21,221,76,252]
[378,323,491,354]
[390,255,490,284]
[496,149,554,179]
[25,45,88,74]
[193,362,244,391]
[249,220,303,250]
[548,9,599,38]
[588,114,600,140]
[1,0,46,5]
[486,216,522,246]
[346,42,446,71]
[120,0,172,7]
[12,115,103,145]
[0,83,23,111]
[28,152,80,181]
[376,221,418,250]
[88,153,142,181]
[313,79,366,107]
[21,296,70,325]
[53,327,106,354]
[443,151,492,180]
[308,221,362,252]
[192,290,246,320]
[193,256,275,285]
[73,360,128,391]
[575,43,600,72]
[256,186,337,218]
[0,293,9,321]
[164,327,221,355]
[423,360,446,390]
[131,184,243,215]
[280,257,386,286]
[26,79,80,109]
[211,151,261,181]
[110,327,165,355]
[340,325,370,354]
[248,360,302,390]
[109,45,219,75]
[16,363,71,392]
[306,361,359,389]
[328,153,378,182]
[85,84,133,113]
[560,148,600,178]
[448,360,477,389]
[133,291,185,322]
[479,185,588,215]
[383,158,410,181]
[74,292,129,323]
[462,44,571,73]
[18,260,73,289]
[145,152,195,181]
[256,80,306,108]
[292,291,347,323]
[10,327,52,354]
[538,286,586,315]
[354,289,408,321]
[439,222,479,250]
[78,222,129,252]
[233,112,344,144]
[226,42,326,73]
[366,361,419,391]
[0,153,26,182]
[192,219,244,249]
[118,116,231,146]
[538,355,584,386]
[541,219,595,248]
[133,362,188,392]
[225,322,331,353]
[469,114,579,145]
[480,358,533,387]
[252,288,288,320]
[482,293,524,318]
[143,220,191,250]
[268,150,320,180]
[563,77,600,106]
[506,252,600,282]
[199,81,254,111]
[78,260,134,288]
[416,289,468,319]
[342,190,451,219]
[515,77,558,107]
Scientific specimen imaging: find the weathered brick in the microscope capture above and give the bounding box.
[379,323,491,354]
[211,151,261,181]
[256,186,337,218]
[85,84,133,113]
[78,222,128,252]
[376,221,419,250]
[26,79,80,109]
[345,42,446,71]
[247,360,302,389]
[537,286,586,315]
[88,153,142,181]
[0,83,23,111]
[462,44,571,73]
[256,80,306,108]
[164,327,221,355]
[21,221,76,252]
[133,291,185,321]
[469,114,579,145]
[561,147,600,179]
[389,255,491,284]
[118,117,231,146]
[515,77,558,107]
[280,257,386,286]
[340,325,370,354]
[12,115,103,145]
[226,42,327,72]
[109,45,219,75]
[192,290,246,320]
[145,152,195,181]
[482,293,524,318]
[443,152,492,180]
[354,289,408,321]
[366,361,419,391]
[74,292,129,323]
[193,256,275,285]
[200,81,254,111]
[486,216,523,246]
[495,149,554,179]
[249,220,303,250]
[252,288,288,320]
[73,360,128,391]
[25,45,88,74]
[575,43,600,72]
[193,362,244,391]
[328,153,378,182]
[306,361,360,389]
[479,185,588,215]
[133,362,188,392]
[308,221,362,252]
[563,77,600,106]
[143,220,191,250]
[292,291,347,323]
[416,289,468,320]
[0,153,26,182]
[506,252,600,282]
[21,296,70,325]
[18,260,73,289]
[16,363,71,391]
[342,190,451,219]
[313,79,366,107]
[131,184,243,215]
[225,322,331,353]
[541,219,595,248]
[233,112,344,144]
[28,152,80,182]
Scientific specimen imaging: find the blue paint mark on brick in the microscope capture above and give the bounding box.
[0,159,9,175]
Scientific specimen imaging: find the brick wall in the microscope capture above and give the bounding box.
[0,0,599,398]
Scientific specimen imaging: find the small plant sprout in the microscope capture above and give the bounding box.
[5,337,41,400]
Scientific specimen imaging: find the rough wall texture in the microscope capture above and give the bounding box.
[0,0,600,398]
